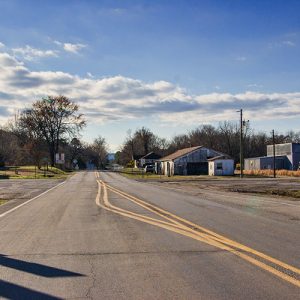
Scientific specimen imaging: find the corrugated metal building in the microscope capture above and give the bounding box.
[157,146,225,176]
[245,143,300,171]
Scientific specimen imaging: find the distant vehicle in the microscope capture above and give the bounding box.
[144,164,155,173]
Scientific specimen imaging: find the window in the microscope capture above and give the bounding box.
[217,162,223,170]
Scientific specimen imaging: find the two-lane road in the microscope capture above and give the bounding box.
[0,171,299,299]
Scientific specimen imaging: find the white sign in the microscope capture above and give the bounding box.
[55,153,65,164]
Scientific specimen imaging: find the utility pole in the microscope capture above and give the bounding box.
[238,109,243,178]
[272,129,276,178]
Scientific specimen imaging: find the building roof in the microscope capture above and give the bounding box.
[133,154,144,160]
[159,146,202,161]
[207,155,233,162]
[140,152,162,160]
[245,155,288,160]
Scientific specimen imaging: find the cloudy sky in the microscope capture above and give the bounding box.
[0,0,299,151]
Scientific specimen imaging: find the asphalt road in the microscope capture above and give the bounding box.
[0,179,64,215]
[0,171,299,299]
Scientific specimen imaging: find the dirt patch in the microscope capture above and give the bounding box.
[230,187,300,199]
[153,177,300,200]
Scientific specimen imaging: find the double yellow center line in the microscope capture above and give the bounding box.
[94,173,300,288]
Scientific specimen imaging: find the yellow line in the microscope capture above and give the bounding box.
[95,176,300,288]
[97,181,217,238]
[96,181,235,250]
[105,181,300,276]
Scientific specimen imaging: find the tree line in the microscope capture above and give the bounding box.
[1,95,299,169]
[0,96,109,169]
[117,124,300,166]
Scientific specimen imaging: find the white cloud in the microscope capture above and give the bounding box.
[54,41,87,54]
[268,40,296,49]
[282,40,295,47]
[0,52,300,126]
[0,42,5,48]
[12,45,58,61]
[87,72,94,78]
[63,43,86,54]
[247,83,263,88]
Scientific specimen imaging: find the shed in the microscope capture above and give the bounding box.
[208,155,234,176]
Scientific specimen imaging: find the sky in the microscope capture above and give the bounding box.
[0,0,299,152]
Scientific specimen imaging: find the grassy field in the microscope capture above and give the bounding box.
[0,166,71,179]
[119,168,230,181]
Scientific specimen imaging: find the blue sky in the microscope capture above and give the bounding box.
[0,0,299,151]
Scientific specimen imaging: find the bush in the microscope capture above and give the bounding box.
[126,160,135,168]
[243,169,300,177]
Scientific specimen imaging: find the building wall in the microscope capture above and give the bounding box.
[173,148,211,175]
[161,161,174,176]
[292,144,300,170]
[267,143,292,156]
[209,159,234,176]
[266,143,300,170]
[159,147,227,176]
[244,158,261,170]
[244,156,291,170]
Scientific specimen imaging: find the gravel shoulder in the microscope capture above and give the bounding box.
[0,178,66,215]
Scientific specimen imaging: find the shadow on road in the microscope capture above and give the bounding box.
[0,254,84,278]
[0,279,62,300]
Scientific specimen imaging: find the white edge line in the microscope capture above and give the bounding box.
[0,181,66,218]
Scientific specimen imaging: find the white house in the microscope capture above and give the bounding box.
[208,155,234,176]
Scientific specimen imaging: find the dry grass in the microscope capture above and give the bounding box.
[0,166,70,179]
[0,199,8,205]
[243,169,300,177]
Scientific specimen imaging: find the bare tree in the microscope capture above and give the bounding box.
[17,96,85,166]
[92,136,109,169]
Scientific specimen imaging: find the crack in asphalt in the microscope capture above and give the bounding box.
[85,257,96,300]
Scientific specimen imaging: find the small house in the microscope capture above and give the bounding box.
[139,152,162,167]
[208,155,234,176]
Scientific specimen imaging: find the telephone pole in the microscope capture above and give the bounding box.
[272,129,276,178]
[238,109,244,178]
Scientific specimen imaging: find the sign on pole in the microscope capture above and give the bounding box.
[55,153,65,164]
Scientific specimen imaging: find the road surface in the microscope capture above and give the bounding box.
[0,171,299,299]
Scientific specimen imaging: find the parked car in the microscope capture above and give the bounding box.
[144,164,155,173]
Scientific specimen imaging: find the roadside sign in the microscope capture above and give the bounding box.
[55,153,65,164]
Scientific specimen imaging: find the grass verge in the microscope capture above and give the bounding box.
[119,168,233,181]
[0,199,8,205]
[0,166,72,179]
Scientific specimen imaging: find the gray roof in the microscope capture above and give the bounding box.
[207,155,233,162]
[159,146,202,161]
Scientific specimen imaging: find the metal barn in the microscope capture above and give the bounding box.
[157,146,226,176]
